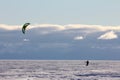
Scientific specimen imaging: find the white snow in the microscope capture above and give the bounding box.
[0,60,119,80]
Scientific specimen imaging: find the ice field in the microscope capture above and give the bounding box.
[0,60,120,80]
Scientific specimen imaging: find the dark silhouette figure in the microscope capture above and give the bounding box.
[86,60,89,66]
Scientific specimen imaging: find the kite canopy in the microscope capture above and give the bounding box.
[22,23,30,34]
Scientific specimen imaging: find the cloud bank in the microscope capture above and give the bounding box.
[1,23,120,40]
[1,23,120,39]
[0,23,120,59]
[1,24,120,32]
[98,31,118,40]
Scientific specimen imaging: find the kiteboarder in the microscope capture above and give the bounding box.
[86,60,89,66]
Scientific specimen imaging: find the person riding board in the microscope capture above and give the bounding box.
[86,60,89,66]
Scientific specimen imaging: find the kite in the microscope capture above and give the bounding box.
[22,23,30,34]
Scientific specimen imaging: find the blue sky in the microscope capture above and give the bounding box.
[0,0,120,25]
[0,0,120,60]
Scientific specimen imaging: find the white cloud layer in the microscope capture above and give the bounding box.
[0,24,20,30]
[98,31,118,40]
[1,24,120,32]
[0,24,120,40]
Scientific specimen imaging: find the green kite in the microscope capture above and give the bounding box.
[22,23,30,34]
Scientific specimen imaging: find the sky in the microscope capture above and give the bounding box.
[0,0,120,60]
[0,0,120,25]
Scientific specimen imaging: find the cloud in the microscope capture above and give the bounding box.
[74,36,84,40]
[64,24,120,32]
[0,24,20,30]
[1,24,120,59]
[31,24,65,30]
[98,31,118,40]
[1,24,120,32]
[0,23,120,40]
[1,23,120,40]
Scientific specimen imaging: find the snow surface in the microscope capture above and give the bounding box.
[0,60,119,80]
